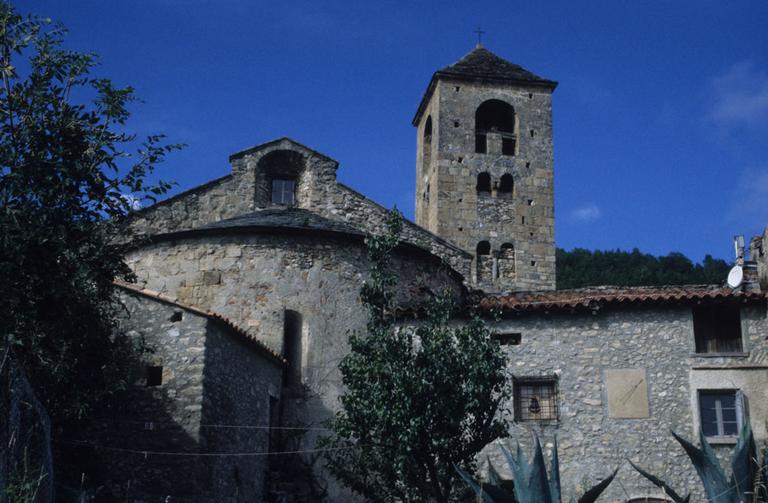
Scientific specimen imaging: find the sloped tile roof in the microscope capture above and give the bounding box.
[478,285,766,315]
[200,207,362,235]
[413,45,557,125]
[436,46,557,87]
[114,281,286,366]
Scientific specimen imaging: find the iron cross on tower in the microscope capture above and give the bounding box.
[475,27,485,46]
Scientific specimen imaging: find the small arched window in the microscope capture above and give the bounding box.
[498,174,514,197]
[476,241,491,256]
[500,243,514,258]
[475,99,517,155]
[422,115,433,178]
[476,172,491,195]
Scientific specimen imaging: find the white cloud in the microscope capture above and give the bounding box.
[709,61,768,126]
[569,204,601,223]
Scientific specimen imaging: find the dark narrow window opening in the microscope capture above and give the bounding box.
[498,174,514,197]
[530,260,536,266]
[271,179,296,206]
[458,156,463,163]
[528,199,534,206]
[693,304,743,354]
[526,162,531,168]
[530,129,535,138]
[453,120,460,128]
[494,332,521,345]
[268,396,281,453]
[458,227,463,232]
[514,377,558,421]
[521,216,525,225]
[528,93,533,99]
[476,172,491,195]
[501,136,516,155]
[283,310,303,386]
[146,366,163,387]
[475,134,487,153]
[170,311,182,322]
[476,241,491,256]
[455,86,461,92]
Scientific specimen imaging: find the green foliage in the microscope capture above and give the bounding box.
[556,248,731,290]
[630,424,767,503]
[0,4,180,422]
[323,210,511,503]
[456,436,617,503]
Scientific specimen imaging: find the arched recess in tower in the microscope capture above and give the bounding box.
[422,116,432,201]
[476,172,491,195]
[475,99,517,155]
[499,242,515,279]
[498,173,514,198]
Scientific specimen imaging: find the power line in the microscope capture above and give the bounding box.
[58,440,359,458]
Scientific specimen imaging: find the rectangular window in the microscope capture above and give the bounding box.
[514,377,558,421]
[693,304,743,354]
[698,390,743,437]
[271,179,296,206]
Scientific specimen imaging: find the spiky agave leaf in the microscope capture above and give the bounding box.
[577,468,619,503]
[549,437,562,503]
[729,423,757,502]
[671,429,737,503]
[454,464,515,503]
[454,464,497,503]
[628,459,690,503]
[502,444,537,503]
[528,437,554,502]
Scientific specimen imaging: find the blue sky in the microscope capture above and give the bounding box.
[20,0,768,261]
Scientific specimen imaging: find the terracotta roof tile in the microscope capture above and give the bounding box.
[479,285,766,315]
[114,281,286,366]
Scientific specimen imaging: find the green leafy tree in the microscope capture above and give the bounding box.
[0,4,179,422]
[556,248,731,289]
[323,211,510,502]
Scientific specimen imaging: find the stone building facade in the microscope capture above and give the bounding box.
[100,45,768,502]
[475,286,768,502]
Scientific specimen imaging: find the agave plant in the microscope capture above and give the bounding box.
[629,423,768,503]
[456,436,617,503]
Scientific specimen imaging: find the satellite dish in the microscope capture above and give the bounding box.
[727,265,744,288]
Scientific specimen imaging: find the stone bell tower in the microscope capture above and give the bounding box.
[413,44,558,292]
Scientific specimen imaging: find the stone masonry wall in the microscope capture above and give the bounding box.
[129,138,474,288]
[125,230,463,501]
[415,77,556,293]
[483,303,768,502]
[81,292,282,501]
[199,311,283,502]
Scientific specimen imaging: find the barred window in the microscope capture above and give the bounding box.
[514,377,558,421]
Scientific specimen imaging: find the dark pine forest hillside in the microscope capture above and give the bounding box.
[556,248,732,290]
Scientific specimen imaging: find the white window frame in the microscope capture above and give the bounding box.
[697,389,745,441]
